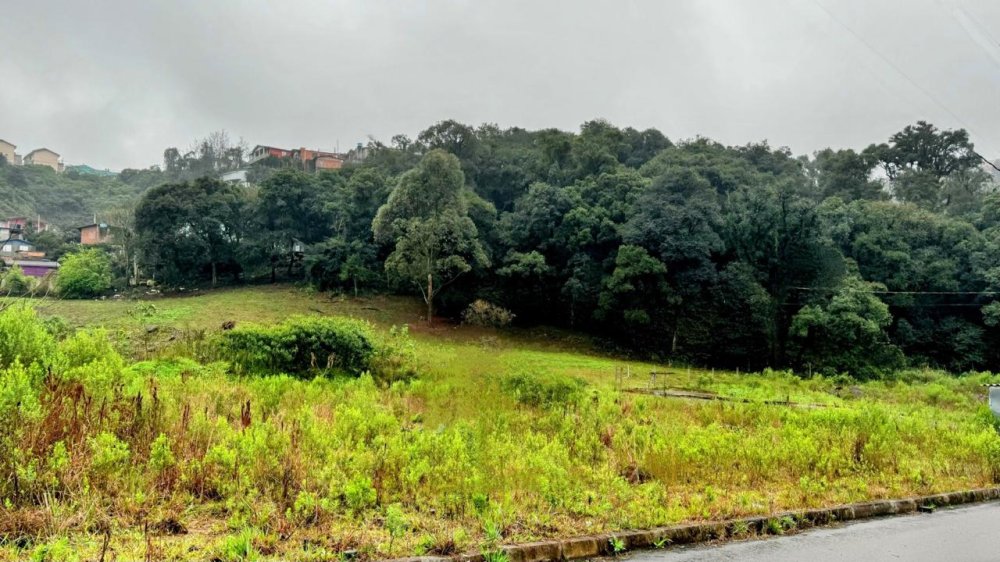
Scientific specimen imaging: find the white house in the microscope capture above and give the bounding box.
[221,169,249,187]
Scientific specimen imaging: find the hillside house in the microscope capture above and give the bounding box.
[248,145,293,164]
[1,224,40,255]
[1,236,34,254]
[313,153,344,171]
[23,148,64,172]
[248,143,354,172]
[0,224,57,278]
[221,169,249,186]
[344,143,371,164]
[0,139,21,165]
[2,216,49,232]
[1,217,47,241]
[78,222,113,245]
[291,148,343,171]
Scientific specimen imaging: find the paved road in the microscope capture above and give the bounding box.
[625,501,1000,562]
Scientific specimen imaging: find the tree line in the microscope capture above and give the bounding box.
[128,119,1000,377]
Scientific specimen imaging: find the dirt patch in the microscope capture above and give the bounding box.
[150,517,188,536]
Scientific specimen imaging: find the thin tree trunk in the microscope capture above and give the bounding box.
[211,262,217,287]
[426,273,433,324]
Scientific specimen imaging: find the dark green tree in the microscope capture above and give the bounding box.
[373,150,490,322]
[135,177,247,286]
[789,275,904,379]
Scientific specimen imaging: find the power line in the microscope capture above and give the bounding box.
[792,286,1000,296]
[940,0,1000,72]
[810,0,1000,156]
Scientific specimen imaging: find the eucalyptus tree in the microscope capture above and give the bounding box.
[372,150,490,322]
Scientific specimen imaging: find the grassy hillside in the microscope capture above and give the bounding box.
[2,285,999,561]
[0,164,145,228]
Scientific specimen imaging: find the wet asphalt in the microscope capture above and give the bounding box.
[623,501,1000,561]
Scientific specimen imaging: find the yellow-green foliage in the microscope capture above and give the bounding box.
[501,370,586,408]
[56,249,112,299]
[2,291,1000,561]
[0,303,55,369]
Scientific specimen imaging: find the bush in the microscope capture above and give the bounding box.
[41,315,71,340]
[501,370,586,408]
[462,300,515,328]
[1,266,35,296]
[0,304,55,369]
[88,431,130,479]
[370,325,419,384]
[344,476,378,513]
[220,315,416,382]
[212,528,261,562]
[30,536,79,562]
[57,248,112,299]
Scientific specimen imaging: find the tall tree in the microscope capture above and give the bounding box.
[307,168,390,294]
[866,121,980,210]
[257,169,332,278]
[812,148,883,202]
[373,150,490,322]
[724,179,844,364]
[105,205,139,286]
[135,177,246,286]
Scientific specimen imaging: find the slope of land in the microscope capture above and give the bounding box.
[2,285,998,562]
[0,165,144,228]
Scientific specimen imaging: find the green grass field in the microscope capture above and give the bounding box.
[2,285,1000,561]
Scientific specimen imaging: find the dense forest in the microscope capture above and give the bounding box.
[9,120,1000,377]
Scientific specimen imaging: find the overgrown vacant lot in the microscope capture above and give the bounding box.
[3,285,1000,561]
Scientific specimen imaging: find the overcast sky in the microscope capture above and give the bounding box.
[2,0,1000,171]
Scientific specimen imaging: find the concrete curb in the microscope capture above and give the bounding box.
[385,487,1000,562]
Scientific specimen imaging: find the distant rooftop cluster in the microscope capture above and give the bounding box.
[0,139,64,172]
[246,142,371,172]
[0,138,117,175]
[0,217,58,278]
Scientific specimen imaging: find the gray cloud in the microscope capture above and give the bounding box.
[2,0,999,170]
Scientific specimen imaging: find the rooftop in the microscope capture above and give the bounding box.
[25,147,60,158]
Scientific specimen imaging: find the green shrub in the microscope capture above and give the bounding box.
[290,490,324,525]
[220,315,415,382]
[1,265,35,296]
[88,431,130,476]
[0,360,43,422]
[0,304,55,369]
[371,325,419,384]
[59,328,122,370]
[56,248,112,299]
[41,315,71,340]
[149,433,176,473]
[55,328,127,395]
[385,503,409,554]
[213,528,261,562]
[344,475,377,513]
[501,370,586,408]
[30,536,79,562]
